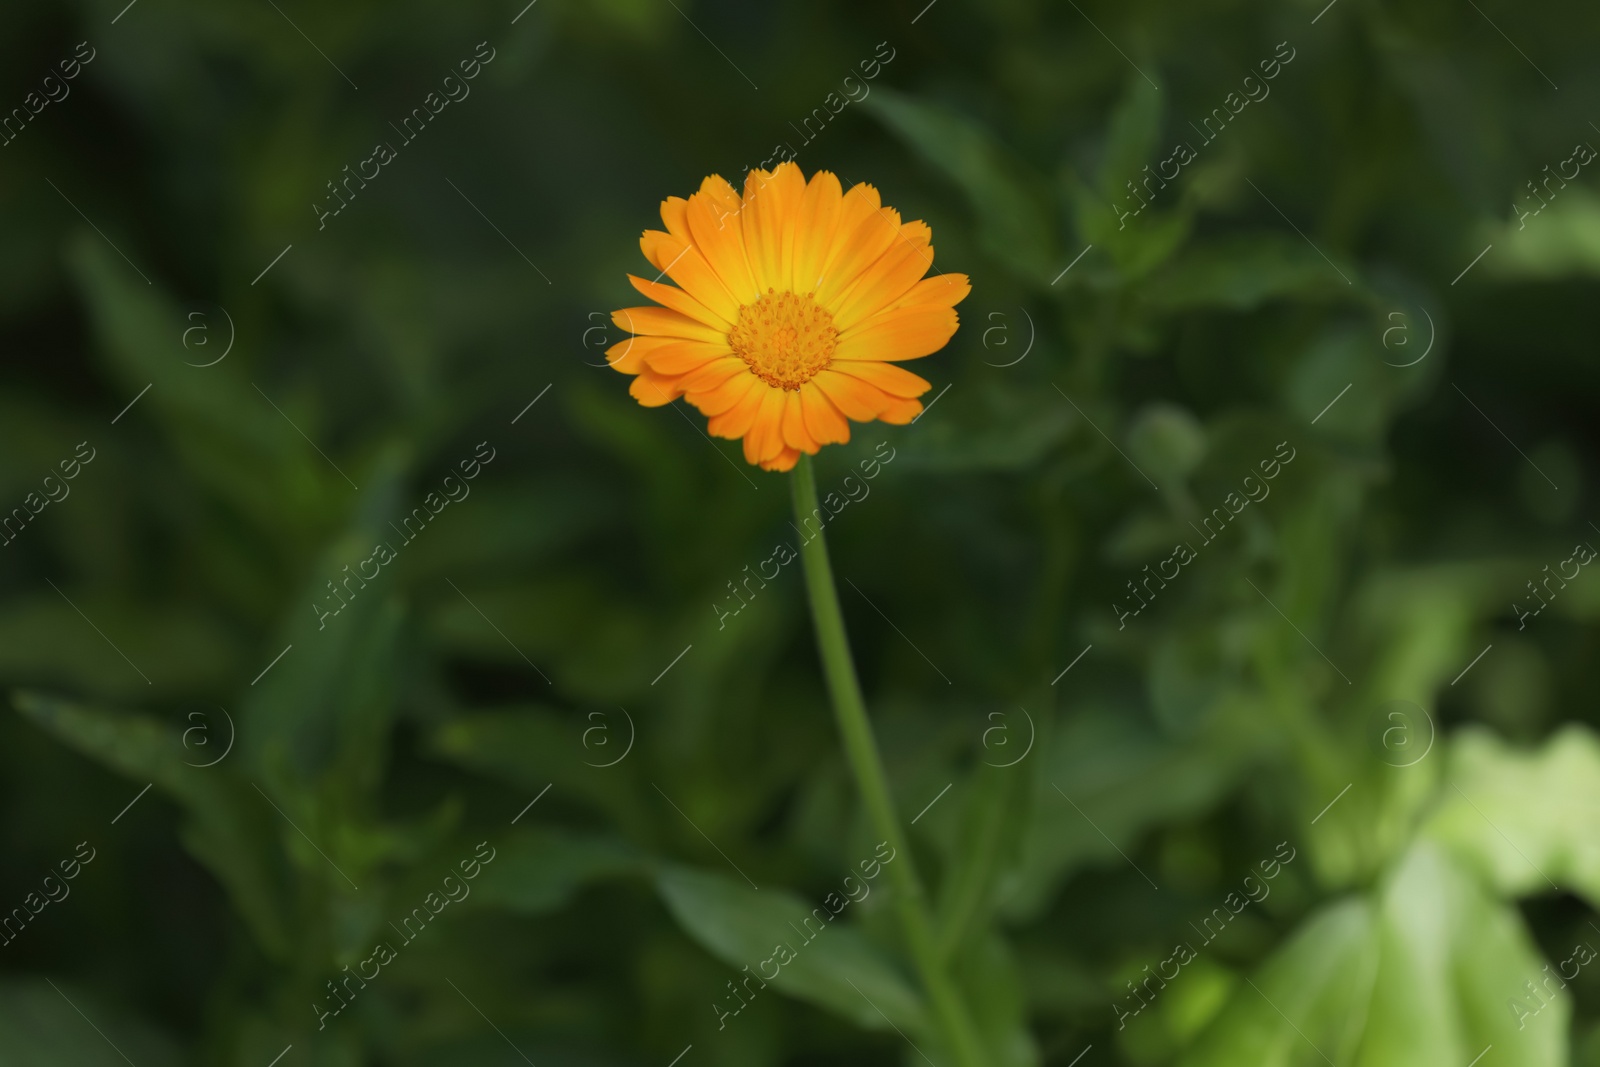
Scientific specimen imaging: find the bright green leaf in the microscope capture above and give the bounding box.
[655,865,928,1036]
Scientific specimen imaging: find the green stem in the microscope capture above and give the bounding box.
[790,453,989,1067]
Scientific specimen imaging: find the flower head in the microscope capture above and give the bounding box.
[609,162,970,471]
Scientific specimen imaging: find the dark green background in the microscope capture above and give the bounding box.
[2,0,1599,1063]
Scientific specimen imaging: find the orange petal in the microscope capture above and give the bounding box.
[834,304,960,362]
[687,185,761,304]
[879,396,923,424]
[755,388,790,463]
[605,334,676,375]
[813,369,888,421]
[629,370,686,407]
[761,446,801,472]
[800,382,851,445]
[892,272,971,310]
[612,306,726,345]
[708,377,769,439]
[830,222,935,331]
[643,340,730,376]
[639,232,740,311]
[660,196,691,241]
[812,183,881,291]
[687,364,758,415]
[816,186,902,309]
[699,174,744,218]
[639,232,743,324]
[831,360,932,398]
[639,231,669,274]
[681,356,749,395]
[780,390,819,453]
[741,163,805,294]
[629,275,733,332]
[743,388,787,464]
[791,171,844,295]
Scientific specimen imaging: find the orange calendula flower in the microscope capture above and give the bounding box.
[609,162,970,471]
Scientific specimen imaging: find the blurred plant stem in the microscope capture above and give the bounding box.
[791,453,989,1067]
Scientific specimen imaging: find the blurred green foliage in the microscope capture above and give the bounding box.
[3,0,1600,1064]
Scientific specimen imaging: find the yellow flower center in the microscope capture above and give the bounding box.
[729,288,838,390]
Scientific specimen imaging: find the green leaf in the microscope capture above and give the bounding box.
[467,828,643,914]
[12,692,295,960]
[655,865,928,1035]
[896,383,1076,473]
[1063,75,1195,284]
[1423,724,1600,907]
[0,979,181,1066]
[1140,234,1359,312]
[1005,703,1269,921]
[239,446,412,798]
[935,759,1032,959]
[1066,168,1192,284]
[67,237,342,530]
[955,932,1040,1067]
[0,595,240,698]
[427,708,652,838]
[1099,75,1164,198]
[387,480,613,592]
[1352,843,1564,1067]
[1488,188,1600,281]
[864,87,1056,281]
[1177,897,1379,1067]
[1177,843,1565,1067]
[1126,402,1207,485]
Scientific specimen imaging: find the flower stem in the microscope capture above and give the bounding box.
[790,453,988,1067]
